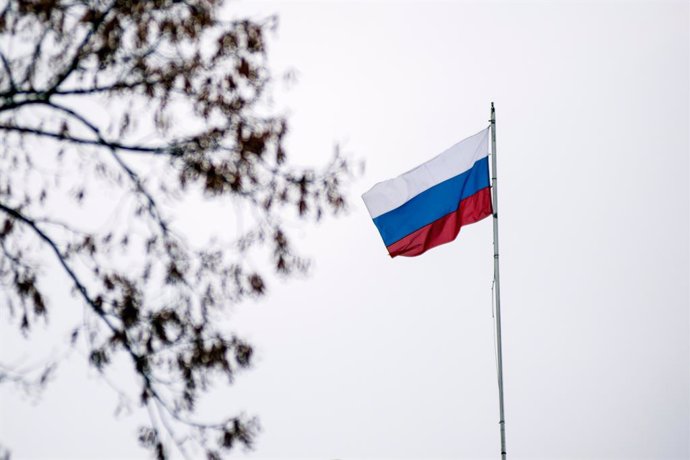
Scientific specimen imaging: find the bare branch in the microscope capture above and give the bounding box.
[0,202,109,324]
[43,101,172,234]
[0,124,172,154]
[0,51,16,93]
[46,2,117,94]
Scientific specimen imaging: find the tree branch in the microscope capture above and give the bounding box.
[46,2,117,95]
[0,51,16,93]
[22,28,50,89]
[0,202,141,369]
[0,124,172,154]
[0,202,107,322]
[0,201,164,419]
[44,101,172,235]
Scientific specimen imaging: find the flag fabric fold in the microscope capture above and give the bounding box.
[362,128,493,257]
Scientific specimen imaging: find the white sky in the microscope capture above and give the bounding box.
[1,1,689,459]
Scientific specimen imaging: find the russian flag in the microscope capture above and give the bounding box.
[362,128,493,257]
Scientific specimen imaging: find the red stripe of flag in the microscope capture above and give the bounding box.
[386,186,493,257]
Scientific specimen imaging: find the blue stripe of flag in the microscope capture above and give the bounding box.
[372,157,490,246]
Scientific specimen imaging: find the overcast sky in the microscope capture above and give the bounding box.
[1,1,689,459]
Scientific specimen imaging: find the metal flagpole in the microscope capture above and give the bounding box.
[490,102,507,459]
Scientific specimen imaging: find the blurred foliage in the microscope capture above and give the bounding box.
[0,0,352,458]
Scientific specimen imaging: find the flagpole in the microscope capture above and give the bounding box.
[490,102,507,459]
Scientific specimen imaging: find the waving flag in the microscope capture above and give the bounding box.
[362,128,492,257]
